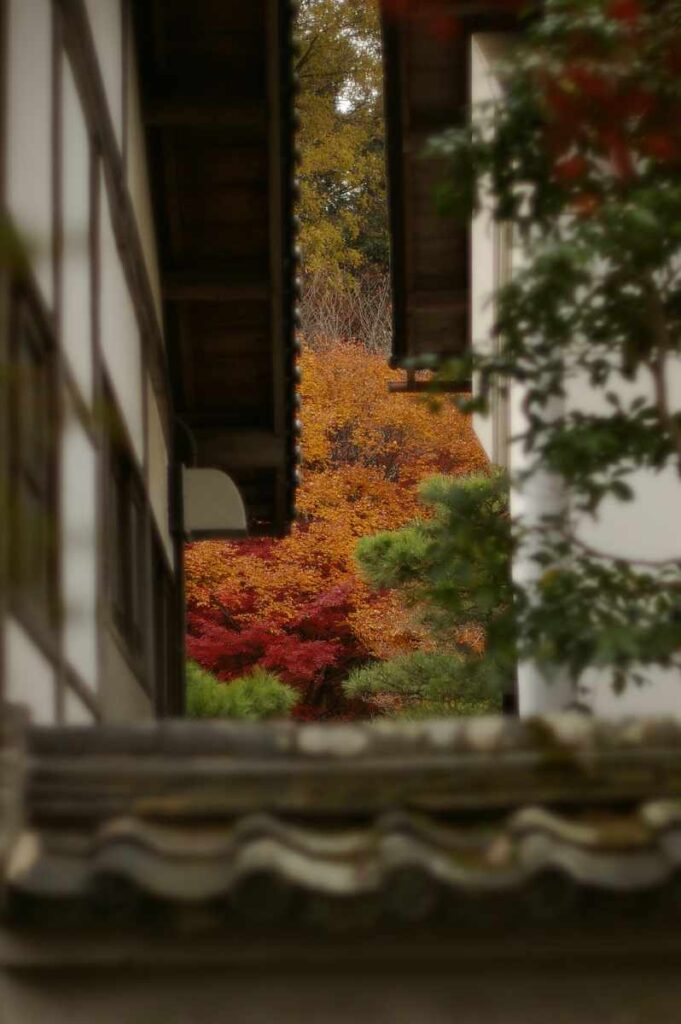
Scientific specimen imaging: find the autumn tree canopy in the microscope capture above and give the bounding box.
[296,0,388,285]
[185,342,486,719]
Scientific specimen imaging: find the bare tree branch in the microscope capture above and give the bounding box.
[299,271,392,355]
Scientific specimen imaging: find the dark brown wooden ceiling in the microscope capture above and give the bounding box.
[133,0,298,535]
[381,1,523,371]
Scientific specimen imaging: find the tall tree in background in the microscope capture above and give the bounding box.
[296,0,389,302]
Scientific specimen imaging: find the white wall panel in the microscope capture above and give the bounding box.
[100,629,153,722]
[84,0,123,147]
[470,36,512,468]
[468,34,681,716]
[61,400,98,690]
[63,687,96,724]
[4,617,56,725]
[100,172,144,463]
[6,0,53,307]
[127,47,163,327]
[568,360,681,716]
[147,378,174,567]
[586,667,681,717]
[571,361,681,562]
[470,35,573,714]
[61,56,93,403]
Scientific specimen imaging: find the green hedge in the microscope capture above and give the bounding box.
[186,662,299,720]
[343,651,500,718]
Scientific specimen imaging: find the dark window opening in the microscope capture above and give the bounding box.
[152,535,178,716]
[104,390,180,712]
[105,399,148,670]
[8,281,58,633]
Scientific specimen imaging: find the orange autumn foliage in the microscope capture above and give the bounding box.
[185,340,486,697]
[299,340,480,485]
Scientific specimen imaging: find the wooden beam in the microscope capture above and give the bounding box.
[163,272,269,303]
[408,1,526,26]
[193,428,287,470]
[144,98,266,130]
[382,0,525,369]
[388,377,472,395]
[267,0,289,536]
[408,291,468,313]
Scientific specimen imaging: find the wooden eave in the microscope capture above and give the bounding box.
[381,0,525,370]
[132,0,299,536]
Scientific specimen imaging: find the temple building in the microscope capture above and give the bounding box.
[2,3,681,1021]
[0,0,298,725]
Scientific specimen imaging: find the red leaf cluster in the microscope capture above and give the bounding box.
[606,0,643,27]
[538,3,681,196]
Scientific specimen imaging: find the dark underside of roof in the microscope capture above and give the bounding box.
[381,1,526,370]
[132,0,299,536]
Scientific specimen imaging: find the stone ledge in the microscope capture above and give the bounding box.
[24,714,681,819]
[28,713,681,759]
[5,709,681,934]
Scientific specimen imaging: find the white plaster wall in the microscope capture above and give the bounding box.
[468,35,681,716]
[147,378,174,567]
[470,217,496,462]
[3,618,56,725]
[63,687,96,724]
[99,629,152,722]
[83,0,123,148]
[470,35,511,469]
[5,0,53,307]
[127,46,163,328]
[470,36,573,714]
[473,80,681,716]
[61,55,93,404]
[61,398,98,692]
[569,363,681,563]
[100,171,144,464]
[568,361,681,716]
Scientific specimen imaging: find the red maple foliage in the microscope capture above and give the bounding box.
[537,3,681,199]
[185,341,486,720]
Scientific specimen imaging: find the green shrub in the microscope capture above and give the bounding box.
[186,662,299,720]
[355,470,514,698]
[343,651,501,718]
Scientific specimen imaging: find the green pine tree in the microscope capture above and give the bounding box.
[186,663,300,721]
[347,471,514,715]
